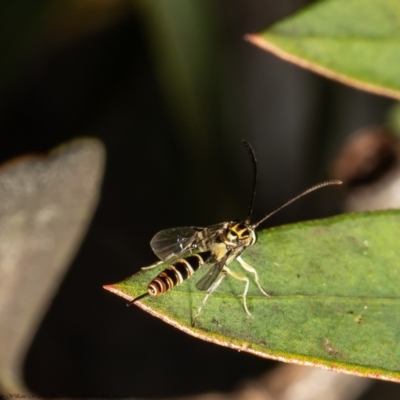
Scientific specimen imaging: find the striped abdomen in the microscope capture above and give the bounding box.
[147,251,211,296]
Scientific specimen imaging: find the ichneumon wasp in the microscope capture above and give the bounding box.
[129,141,342,325]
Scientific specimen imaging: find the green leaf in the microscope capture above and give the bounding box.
[105,211,400,382]
[246,0,400,100]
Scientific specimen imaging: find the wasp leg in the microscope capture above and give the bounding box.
[225,267,252,316]
[141,260,164,270]
[192,269,228,326]
[236,256,270,297]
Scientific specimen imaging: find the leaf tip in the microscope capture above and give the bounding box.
[244,33,261,45]
[103,284,134,303]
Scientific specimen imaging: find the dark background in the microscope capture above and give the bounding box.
[0,0,397,398]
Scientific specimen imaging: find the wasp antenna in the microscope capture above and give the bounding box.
[127,292,149,306]
[242,140,258,224]
[252,180,342,229]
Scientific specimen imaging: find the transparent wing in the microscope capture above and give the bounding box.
[150,226,200,261]
[150,223,226,261]
[196,251,231,291]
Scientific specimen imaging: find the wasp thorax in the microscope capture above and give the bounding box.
[224,221,257,247]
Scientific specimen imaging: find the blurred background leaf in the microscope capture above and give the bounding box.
[247,0,400,99]
[0,139,104,393]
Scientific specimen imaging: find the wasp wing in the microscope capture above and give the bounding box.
[195,250,232,291]
[150,223,226,262]
[150,227,199,261]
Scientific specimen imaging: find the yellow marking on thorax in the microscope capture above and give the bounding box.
[209,241,229,261]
